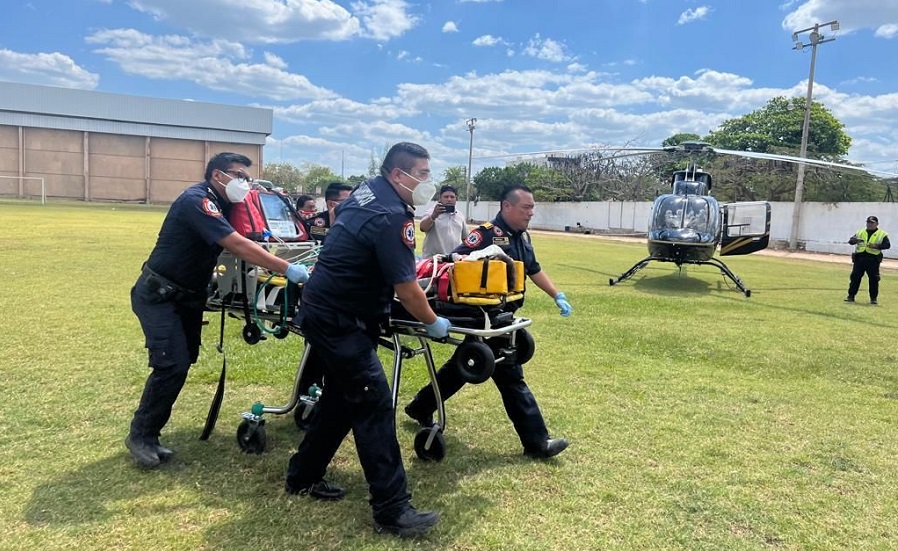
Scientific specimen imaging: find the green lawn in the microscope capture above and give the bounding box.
[1,199,896,550]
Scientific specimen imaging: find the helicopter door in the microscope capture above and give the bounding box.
[720,201,771,256]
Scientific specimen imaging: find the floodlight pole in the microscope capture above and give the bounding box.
[465,117,477,222]
[789,20,838,250]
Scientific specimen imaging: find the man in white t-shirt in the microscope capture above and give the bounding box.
[420,185,469,257]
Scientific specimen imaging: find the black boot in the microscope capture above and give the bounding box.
[124,435,161,469]
[524,437,569,459]
[374,506,440,537]
[284,479,346,501]
[128,367,188,464]
[403,402,433,428]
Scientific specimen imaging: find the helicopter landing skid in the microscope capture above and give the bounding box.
[609,256,751,297]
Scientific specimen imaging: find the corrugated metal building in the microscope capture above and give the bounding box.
[0,81,272,203]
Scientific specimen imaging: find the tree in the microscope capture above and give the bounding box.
[301,163,342,195]
[706,96,850,157]
[441,166,467,194]
[263,162,304,193]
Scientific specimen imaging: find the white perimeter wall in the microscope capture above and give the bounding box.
[422,201,898,260]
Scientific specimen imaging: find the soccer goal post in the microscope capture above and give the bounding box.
[0,175,46,204]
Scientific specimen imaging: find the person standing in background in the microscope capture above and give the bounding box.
[846,215,890,305]
[420,185,469,257]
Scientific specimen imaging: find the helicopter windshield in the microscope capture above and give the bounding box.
[651,195,715,241]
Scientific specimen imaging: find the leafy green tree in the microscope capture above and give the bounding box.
[301,163,342,195]
[706,96,850,157]
[263,162,304,193]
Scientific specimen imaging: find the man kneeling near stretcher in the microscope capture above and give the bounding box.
[404,183,573,459]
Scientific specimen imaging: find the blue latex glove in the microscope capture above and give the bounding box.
[424,316,451,338]
[285,263,309,284]
[554,292,573,317]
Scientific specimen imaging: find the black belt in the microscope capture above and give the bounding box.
[140,263,202,301]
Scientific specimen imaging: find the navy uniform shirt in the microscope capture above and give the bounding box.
[454,213,542,276]
[302,176,417,321]
[306,211,332,243]
[145,182,235,292]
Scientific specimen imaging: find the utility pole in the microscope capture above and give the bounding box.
[465,117,477,222]
[788,20,839,250]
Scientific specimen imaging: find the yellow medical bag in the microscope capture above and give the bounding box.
[449,258,525,306]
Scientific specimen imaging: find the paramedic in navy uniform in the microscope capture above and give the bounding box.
[126,152,310,470]
[405,183,573,459]
[284,142,449,538]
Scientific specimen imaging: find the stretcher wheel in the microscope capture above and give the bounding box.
[293,402,315,431]
[242,324,262,345]
[515,329,536,365]
[236,418,266,454]
[414,427,446,461]
[274,325,290,339]
[455,341,495,384]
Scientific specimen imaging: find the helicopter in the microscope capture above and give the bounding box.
[603,141,898,296]
[607,142,770,297]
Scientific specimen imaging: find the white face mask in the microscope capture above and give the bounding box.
[398,169,436,206]
[219,171,251,203]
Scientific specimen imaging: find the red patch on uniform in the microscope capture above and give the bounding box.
[313,217,325,227]
[492,226,504,237]
[465,230,483,247]
[202,198,221,217]
[401,220,416,247]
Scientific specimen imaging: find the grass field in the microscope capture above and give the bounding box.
[1,199,897,551]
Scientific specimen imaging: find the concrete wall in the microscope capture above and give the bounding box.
[448,200,898,259]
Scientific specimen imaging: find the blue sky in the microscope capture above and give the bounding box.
[3,0,898,179]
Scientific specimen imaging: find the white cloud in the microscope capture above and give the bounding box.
[875,23,898,38]
[352,0,419,41]
[127,0,360,43]
[86,29,335,101]
[263,51,287,69]
[472,34,504,47]
[782,0,898,37]
[442,21,459,33]
[677,6,710,25]
[522,34,572,63]
[0,49,99,89]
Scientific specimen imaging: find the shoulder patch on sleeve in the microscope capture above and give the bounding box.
[492,226,504,237]
[401,220,416,248]
[465,230,483,247]
[202,197,222,217]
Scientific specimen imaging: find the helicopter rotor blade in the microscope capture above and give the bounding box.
[710,148,898,179]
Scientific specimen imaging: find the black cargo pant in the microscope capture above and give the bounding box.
[848,252,882,301]
[129,272,204,443]
[406,337,549,451]
[286,305,410,521]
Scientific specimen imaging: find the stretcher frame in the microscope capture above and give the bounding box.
[235,314,532,461]
[204,243,534,461]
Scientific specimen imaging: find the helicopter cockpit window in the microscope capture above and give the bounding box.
[684,200,709,232]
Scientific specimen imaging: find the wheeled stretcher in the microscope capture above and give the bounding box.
[208,247,534,462]
[234,306,533,462]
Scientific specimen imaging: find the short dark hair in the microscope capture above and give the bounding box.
[500,184,532,204]
[205,152,252,181]
[439,185,457,195]
[324,182,352,202]
[296,194,315,208]
[380,142,430,179]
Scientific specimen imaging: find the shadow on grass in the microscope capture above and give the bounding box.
[22,417,525,547]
